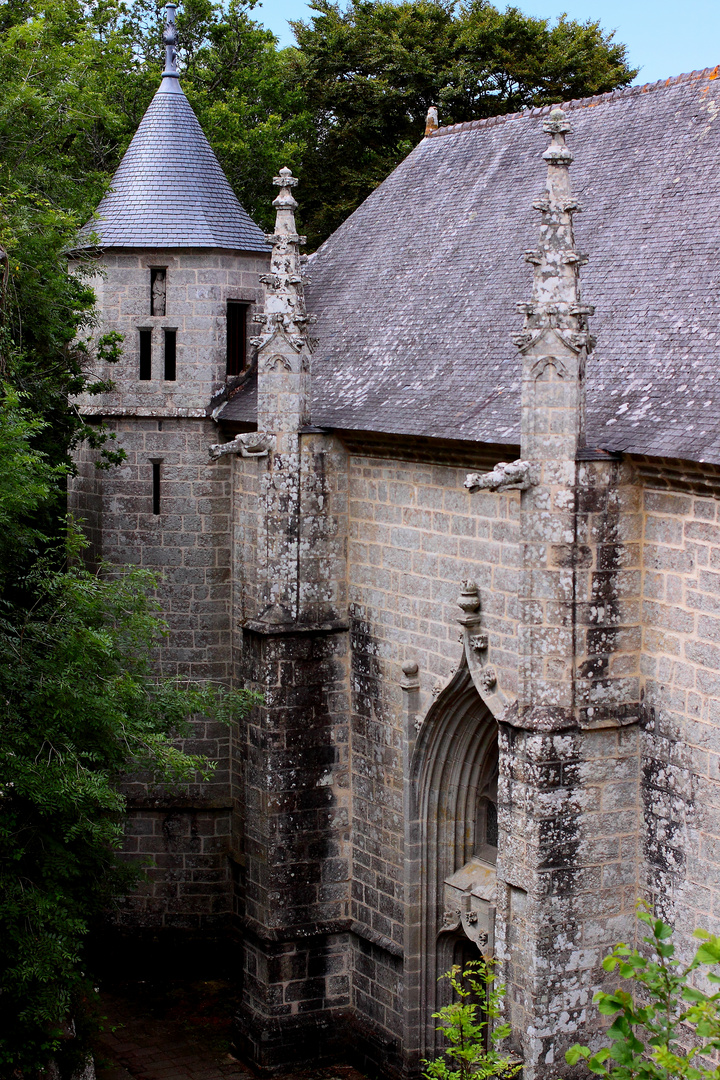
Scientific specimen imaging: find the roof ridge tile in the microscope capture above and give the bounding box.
[429,65,720,139]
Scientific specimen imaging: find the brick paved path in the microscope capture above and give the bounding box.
[95,990,251,1080]
[93,983,368,1080]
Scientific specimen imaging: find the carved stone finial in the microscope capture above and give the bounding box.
[425,106,439,137]
[251,168,316,356]
[457,581,482,627]
[513,106,595,358]
[162,4,179,78]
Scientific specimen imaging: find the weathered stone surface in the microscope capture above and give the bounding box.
[69,32,720,1080]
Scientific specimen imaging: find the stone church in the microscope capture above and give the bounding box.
[69,5,720,1077]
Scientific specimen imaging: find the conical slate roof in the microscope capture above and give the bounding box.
[76,77,268,252]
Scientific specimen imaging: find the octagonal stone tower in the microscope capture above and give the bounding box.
[68,5,269,948]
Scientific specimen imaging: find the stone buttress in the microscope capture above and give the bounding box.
[232,169,352,1070]
[468,110,643,1076]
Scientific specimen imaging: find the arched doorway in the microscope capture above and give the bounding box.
[405,661,499,1061]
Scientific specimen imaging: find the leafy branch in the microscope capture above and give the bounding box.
[567,904,720,1080]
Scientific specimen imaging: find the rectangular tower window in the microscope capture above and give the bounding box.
[139,329,152,380]
[152,461,161,515]
[226,301,248,377]
[164,329,176,381]
[150,268,166,316]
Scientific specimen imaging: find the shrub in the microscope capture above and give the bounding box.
[423,957,522,1080]
[567,904,720,1080]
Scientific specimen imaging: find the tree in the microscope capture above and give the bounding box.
[0,393,258,1077]
[567,905,720,1080]
[0,1,637,253]
[288,0,637,245]
[422,957,521,1080]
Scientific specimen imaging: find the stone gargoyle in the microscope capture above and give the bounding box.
[464,459,535,492]
[208,432,274,460]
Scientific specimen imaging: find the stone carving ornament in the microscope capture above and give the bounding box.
[250,168,316,355]
[464,459,535,492]
[208,432,274,460]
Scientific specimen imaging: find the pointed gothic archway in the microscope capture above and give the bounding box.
[403,660,499,1066]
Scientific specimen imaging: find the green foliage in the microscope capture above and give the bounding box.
[566,903,720,1080]
[423,957,522,1080]
[0,386,67,568]
[288,0,637,245]
[0,395,259,1075]
[0,0,636,258]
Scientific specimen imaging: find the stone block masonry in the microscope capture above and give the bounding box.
[497,724,640,1070]
[69,416,236,935]
[347,451,520,944]
[636,482,720,953]
[72,249,267,417]
[71,417,234,681]
[345,449,520,1070]
[114,804,234,933]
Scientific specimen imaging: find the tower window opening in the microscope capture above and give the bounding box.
[164,329,177,381]
[139,329,152,380]
[152,461,161,515]
[474,795,498,865]
[226,300,248,377]
[484,799,498,849]
[474,756,498,864]
[150,268,166,316]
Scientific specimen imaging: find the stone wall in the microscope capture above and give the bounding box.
[345,450,520,1062]
[71,247,267,416]
[497,724,640,1069]
[71,417,233,680]
[69,416,236,934]
[637,480,720,950]
[71,385,720,1069]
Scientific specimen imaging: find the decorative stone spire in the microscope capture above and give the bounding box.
[513,108,595,371]
[162,3,179,78]
[252,167,313,354]
[511,107,594,463]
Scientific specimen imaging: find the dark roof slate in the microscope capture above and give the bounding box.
[221,68,720,465]
[77,78,268,252]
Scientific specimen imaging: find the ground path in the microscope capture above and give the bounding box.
[93,981,368,1080]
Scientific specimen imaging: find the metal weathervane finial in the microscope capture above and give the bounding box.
[163,3,179,77]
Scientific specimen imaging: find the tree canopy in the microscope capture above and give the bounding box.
[0,0,636,255]
[289,0,636,243]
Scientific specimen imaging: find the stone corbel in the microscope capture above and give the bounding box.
[464,459,535,492]
[208,432,274,460]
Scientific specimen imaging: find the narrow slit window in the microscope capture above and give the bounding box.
[152,462,161,515]
[484,800,498,848]
[226,301,247,377]
[164,329,176,381]
[150,268,166,316]
[139,329,152,380]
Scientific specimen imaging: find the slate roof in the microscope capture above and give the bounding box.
[219,68,720,465]
[76,76,268,252]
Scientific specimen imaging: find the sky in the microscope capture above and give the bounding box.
[253,0,720,86]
